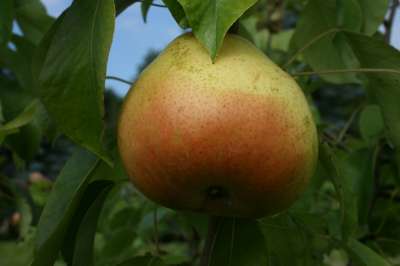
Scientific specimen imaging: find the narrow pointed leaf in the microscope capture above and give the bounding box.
[141,0,153,22]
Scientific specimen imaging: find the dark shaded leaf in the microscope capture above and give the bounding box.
[320,144,358,239]
[71,182,114,266]
[345,32,400,168]
[141,0,153,22]
[259,213,325,266]
[347,238,390,266]
[0,45,32,90]
[14,0,54,44]
[0,100,38,143]
[336,0,362,31]
[208,218,267,266]
[117,255,166,266]
[0,230,35,266]
[359,105,384,143]
[115,0,139,16]
[35,0,115,164]
[336,148,375,227]
[177,0,257,61]
[32,149,99,266]
[0,0,14,46]
[356,0,389,35]
[291,0,361,83]
[162,0,188,28]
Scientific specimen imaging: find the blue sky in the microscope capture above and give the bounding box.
[41,0,400,96]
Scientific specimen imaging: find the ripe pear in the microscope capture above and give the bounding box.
[118,33,318,218]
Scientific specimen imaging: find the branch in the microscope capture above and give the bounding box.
[106,76,133,86]
[115,0,167,16]
[283,28,341,69]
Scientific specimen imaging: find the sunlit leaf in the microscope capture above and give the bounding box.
[35,0,115,164]
[177,0,257,61]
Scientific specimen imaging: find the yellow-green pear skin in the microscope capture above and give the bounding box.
[118,33,318,218]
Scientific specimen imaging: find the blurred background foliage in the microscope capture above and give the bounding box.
[1,0,400,265]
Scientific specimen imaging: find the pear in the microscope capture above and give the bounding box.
[118,33,318,218]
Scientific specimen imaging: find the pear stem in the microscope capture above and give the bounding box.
[200,216,222,266]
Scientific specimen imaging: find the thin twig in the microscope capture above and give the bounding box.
[283,28,341,69]
[292,68,400,77]
[115,0,167,16]
[334,105,363,145]
[106,76,133,86]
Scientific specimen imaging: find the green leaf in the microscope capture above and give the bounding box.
[117,256,166,266]
[141,0,153,22]
[0,100,38,143]
[35,0,115,164]
[359,105,384,143]
[347,238,390,266]
[319,144,358,240]
[5,122,42,161]
[71,182,114,266]
[16,197,33,238]
[0,101,4,123]
[0,0,14,46]
[0,230,35,266]
[336,0,362,31]
[356,0,389,35]
[162,0,188,28]
[115,0,139,16]
[32,146,123,266]
[177,0,257,61]
[32,149,99,266]
[0,45,33,90]
[259,213,326,266]
[335,148,375,227]
[344,32,400,168]
[290,0,361,83]
[14,0,54,44]
[208,218,267,266]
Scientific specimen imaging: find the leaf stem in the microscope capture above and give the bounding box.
[292,68,400,77]
[106,76,133,86]
[283,28,341,69]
